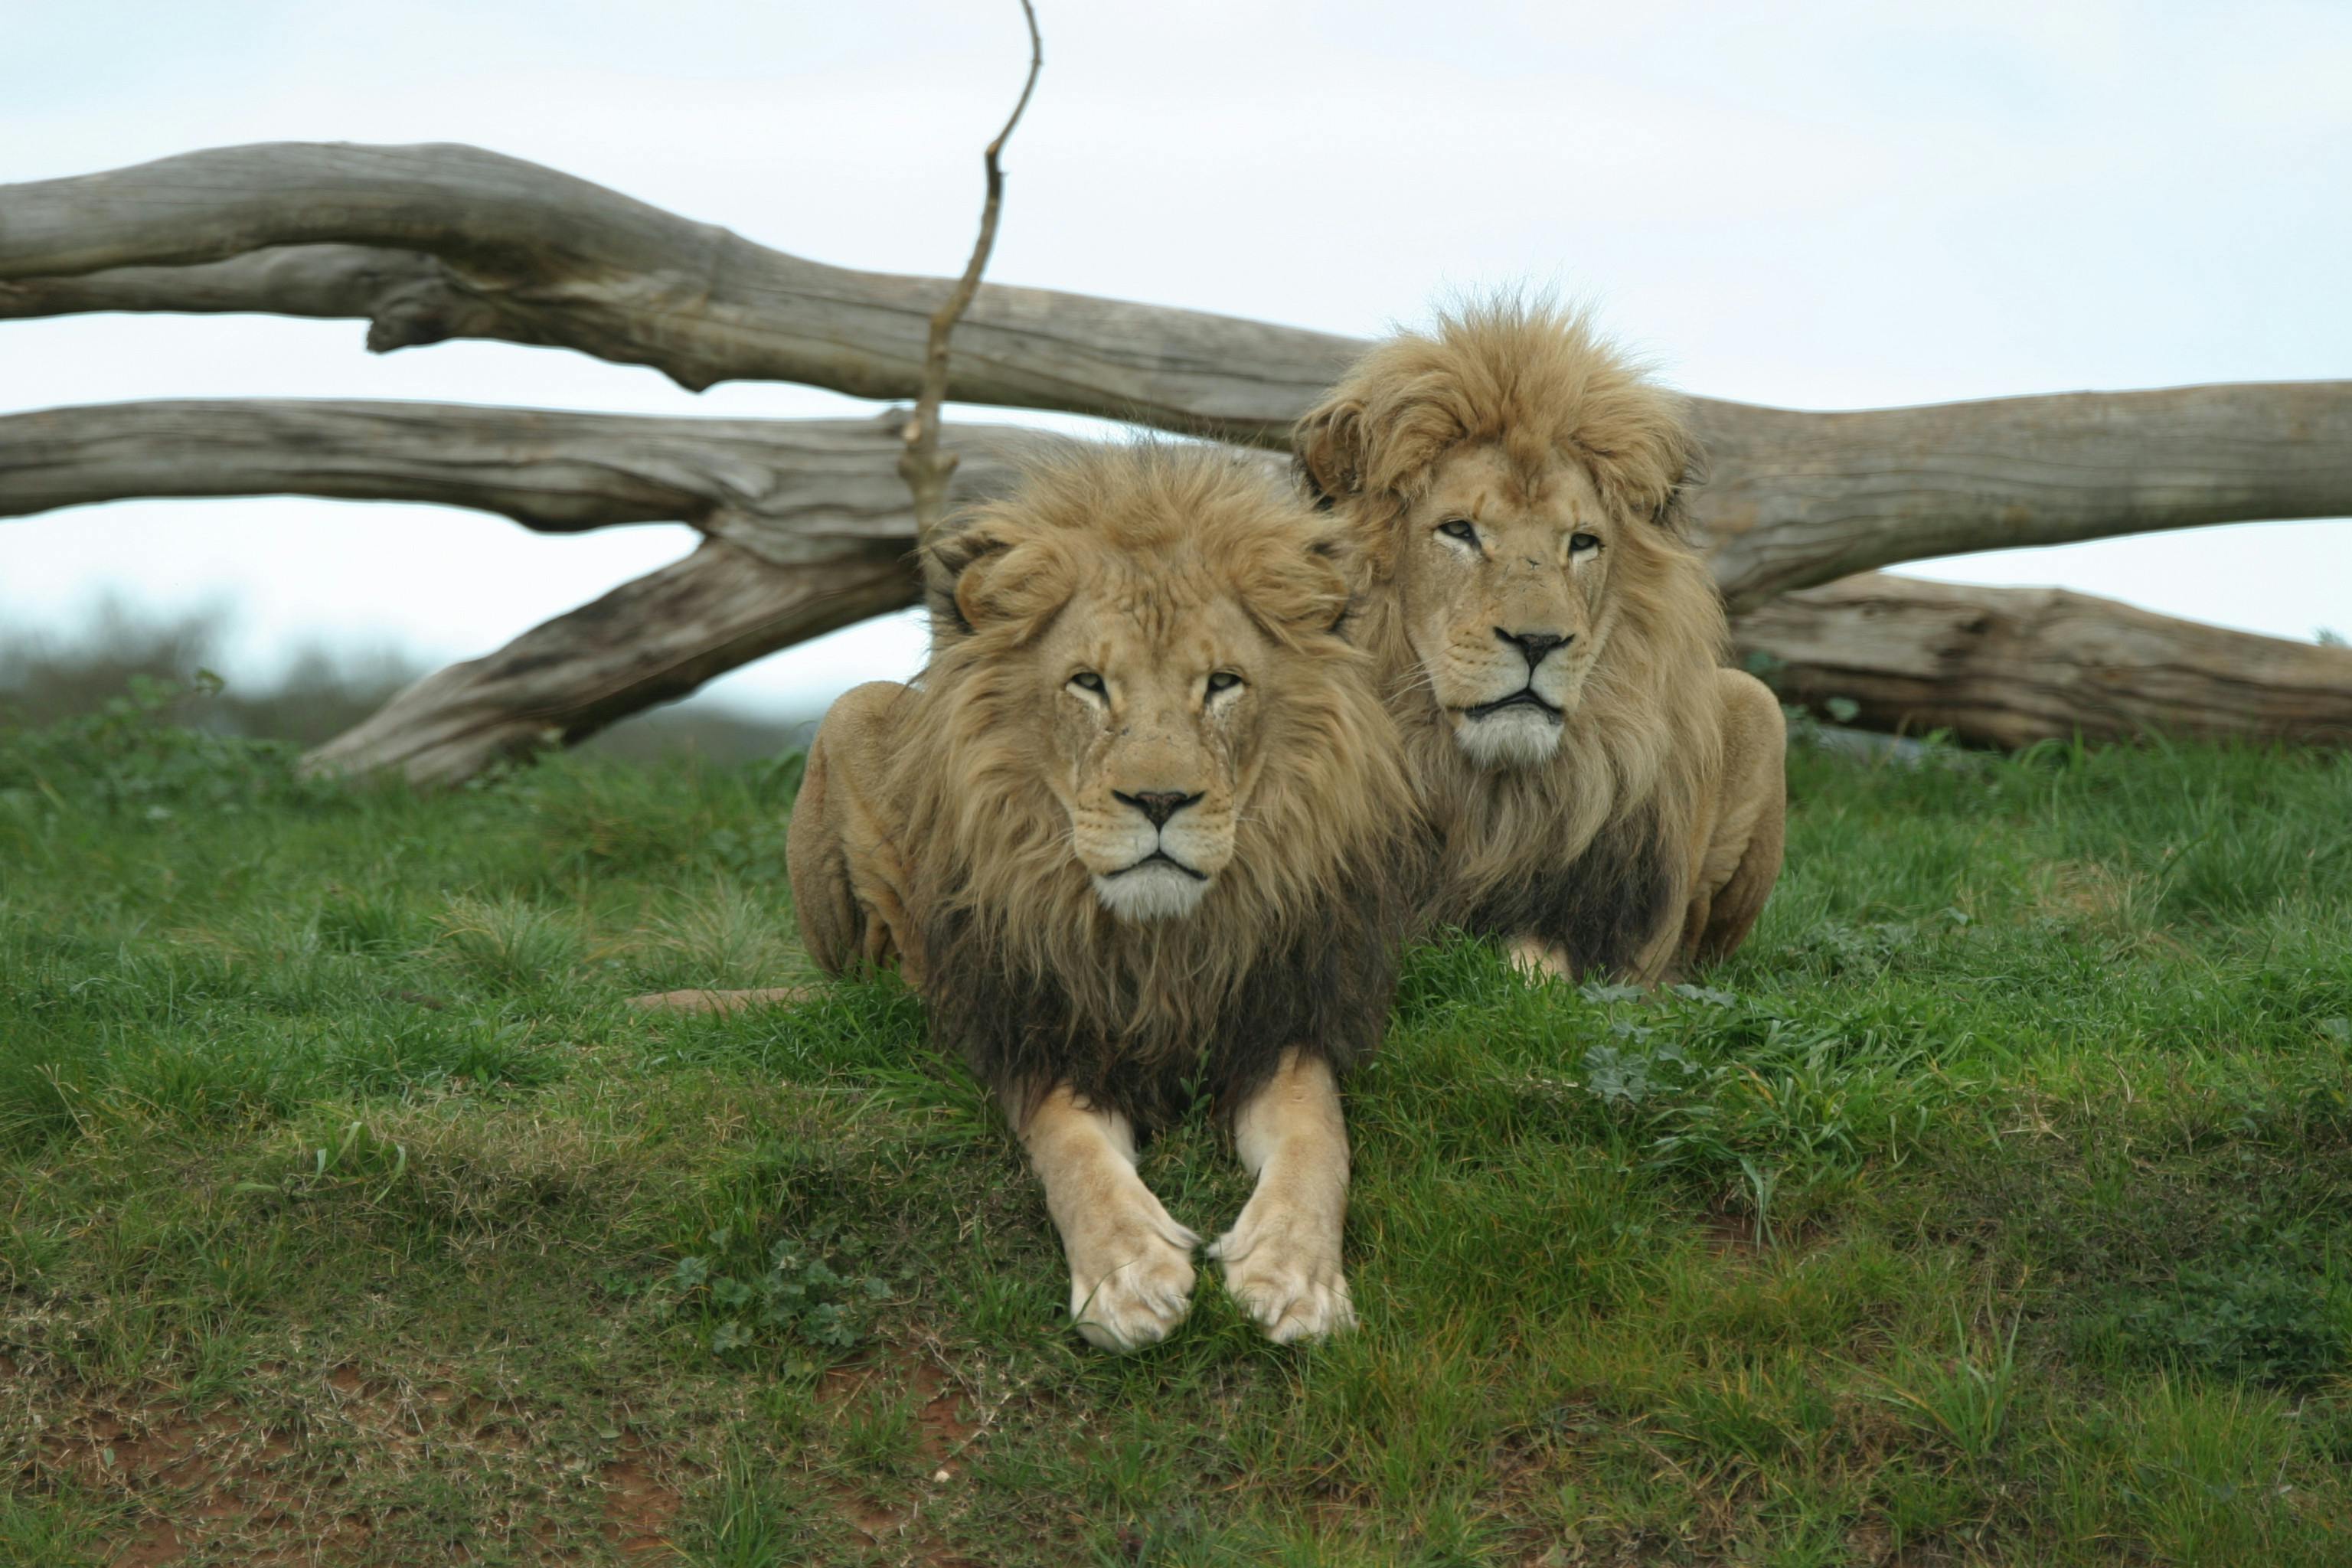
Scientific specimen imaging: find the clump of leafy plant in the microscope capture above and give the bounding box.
[2109,1246,2351,1388]
[666,1219,901,1365]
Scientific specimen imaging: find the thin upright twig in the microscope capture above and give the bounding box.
[900,0,1044,547]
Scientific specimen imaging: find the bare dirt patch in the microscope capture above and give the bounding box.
[599,1430,686,1558]
[814,1348,987,1565]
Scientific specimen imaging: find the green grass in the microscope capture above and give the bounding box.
[3,701,2350,1565]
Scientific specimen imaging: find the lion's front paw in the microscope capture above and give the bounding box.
[1067,1211,1200,1353]
[1210,1205,1356,1345]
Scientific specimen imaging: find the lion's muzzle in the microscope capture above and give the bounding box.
[1450,627,1579,769]
[1087,789,1225,923]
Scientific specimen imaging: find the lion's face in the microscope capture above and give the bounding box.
[924,447,1386,932]
[1394,443,1625,768]
[1034,587,1265,922]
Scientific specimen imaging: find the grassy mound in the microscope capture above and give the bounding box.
[4,699,2349,1564]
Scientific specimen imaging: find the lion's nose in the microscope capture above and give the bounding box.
[1115,789,1200,828]
[1494,628,1571,669]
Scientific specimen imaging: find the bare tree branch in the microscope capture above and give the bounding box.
[900,0,1044,544]
[1735,573,2352,750]
[0,400,1067,567]
[24,395,2330,772]
[0,142,1346,443]
[11,143,2343,776]
[299,540,919,786]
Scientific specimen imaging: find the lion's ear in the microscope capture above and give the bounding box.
[929,522,1068,638]
[1305,531,1377,637]
[1292,396,1367,507]
[923,522,1008,636]
[1651,437,1707,537]
[1263,529,1364,642]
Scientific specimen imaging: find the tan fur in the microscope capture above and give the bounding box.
[1210,1049,1356,1342]
[1296,301,1785,982]
[1021,1087,1201,1351]
[789,443,1416,1347]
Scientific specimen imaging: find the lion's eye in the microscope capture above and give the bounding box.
[1205,671,1243,696]
[1438,518,1479,545]
[1068,671,1107,698]
[1570,532,1601,555]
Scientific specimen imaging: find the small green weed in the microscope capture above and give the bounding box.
[665,1219,902,1366]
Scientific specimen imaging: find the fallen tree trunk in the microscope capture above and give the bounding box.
[1733,573,2352,750]
[1695,392,2352,610]
[5,145,2351,609]
[2,397,2341,616]
[317,550,2352,784]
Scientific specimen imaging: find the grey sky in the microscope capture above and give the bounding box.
[5,0,2347,715]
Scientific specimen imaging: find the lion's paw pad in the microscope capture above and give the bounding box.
[1212,1228,1356,1345]
[1070,1229,1197,1353]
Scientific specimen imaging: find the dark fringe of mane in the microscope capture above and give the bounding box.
[921,848,1418,1134]
[1454,804,1677,978]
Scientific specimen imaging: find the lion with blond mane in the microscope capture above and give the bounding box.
[786,444,1416,1351]
[1294,302,1785,985]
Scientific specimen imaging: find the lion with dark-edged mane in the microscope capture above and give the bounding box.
[786,443,1417,1351]
[1294,302,1785,985]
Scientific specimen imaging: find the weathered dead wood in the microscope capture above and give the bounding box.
[7,139,2347,773]
[300,539,918,786]
[625,986,815,1014]
[0,400,1077,567]
[8,144,2349,609]
[1734,573,2352,750]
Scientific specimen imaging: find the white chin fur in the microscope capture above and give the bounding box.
[1093,863,1210,923]
[1454,707,1563,768]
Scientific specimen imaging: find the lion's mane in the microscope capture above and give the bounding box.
[887,443,1420,1130]
[1296,302,1730,975]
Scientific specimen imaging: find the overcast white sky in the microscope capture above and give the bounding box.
[5,0,2348,717]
